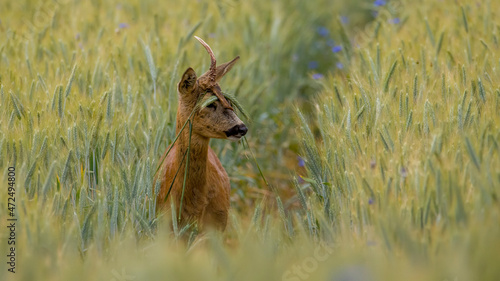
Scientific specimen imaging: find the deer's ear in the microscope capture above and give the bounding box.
[215,56,240,82]
[178,67,198,94]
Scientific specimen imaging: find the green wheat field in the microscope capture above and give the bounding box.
[1,0,499,280]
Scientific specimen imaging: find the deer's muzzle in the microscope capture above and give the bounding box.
[225,124,248,140]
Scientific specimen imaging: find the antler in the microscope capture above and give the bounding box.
[194,36,217,84]
[194,36,233,110]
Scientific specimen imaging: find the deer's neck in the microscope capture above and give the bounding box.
[175,110,209,191]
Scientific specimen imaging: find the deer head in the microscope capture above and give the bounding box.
[177,36,247,141]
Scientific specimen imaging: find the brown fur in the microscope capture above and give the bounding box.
[155,38,245,231]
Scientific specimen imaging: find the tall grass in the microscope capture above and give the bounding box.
[0,0,372,280]
[0,0,499,280]
[296,0,500,280]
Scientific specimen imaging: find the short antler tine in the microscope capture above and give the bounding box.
[194,36,217,83]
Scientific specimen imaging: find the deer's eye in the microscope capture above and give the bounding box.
[207,103,217,110]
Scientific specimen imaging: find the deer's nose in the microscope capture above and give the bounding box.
[238,124,248,136]
[225,124,248,137]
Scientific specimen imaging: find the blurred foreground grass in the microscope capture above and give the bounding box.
[0,0,499,280]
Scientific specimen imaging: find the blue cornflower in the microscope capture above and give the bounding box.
[297,156,305,167]
[312,73,324,80]
[374,0,387,7]
[340,16,349,24]
[389,18,401,24]
[118,23,129,29]
[336,62,344,69]
[316,26,329,37]
[401,167,408,178]
[308,61,319,69]
[368,198,374,205]
[332,45,342,53]
[298,175,305,184]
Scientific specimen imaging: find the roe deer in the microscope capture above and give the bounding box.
[155,36,247,231]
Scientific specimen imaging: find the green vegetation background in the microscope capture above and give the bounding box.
[0,0,499,280]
